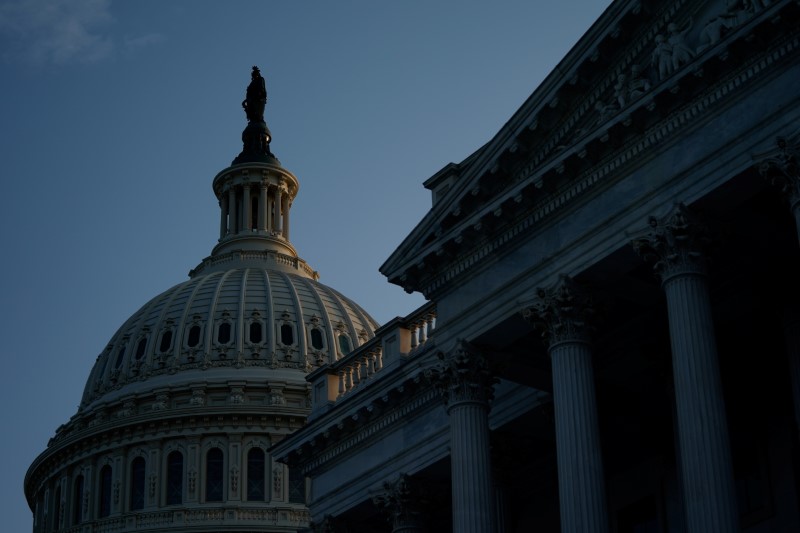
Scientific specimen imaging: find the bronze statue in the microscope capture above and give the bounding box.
[242,66,267,123]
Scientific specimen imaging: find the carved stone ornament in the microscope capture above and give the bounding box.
[522,274,594,346]
[631,203,711,281]
[310,515,345,533]
[427,340,497,410]
[372,474,424,529]
[756,136,800,207]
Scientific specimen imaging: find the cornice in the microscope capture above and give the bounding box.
[388,2,799,297]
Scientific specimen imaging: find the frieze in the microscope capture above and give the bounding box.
[409,23,798,298]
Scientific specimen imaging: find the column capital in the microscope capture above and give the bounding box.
[631,203,711,281]
[756,136,800,207]
[372,474,424,531]
[427,340,497,410]
[522,274,594,346]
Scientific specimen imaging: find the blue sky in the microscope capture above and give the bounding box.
[0,1,610,529]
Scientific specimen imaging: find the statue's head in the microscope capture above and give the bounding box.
[251,66,261,79]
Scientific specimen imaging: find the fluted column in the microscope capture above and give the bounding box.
[282,194,290,240]
[227,186,237,235]
[242,184,251,231]
[633,203,738,533]
[219,195,228,239]
[524,275,608,533]
[274,185,283,235]
[258,183,267,231]
[373,474,425,533]
[429,340,496,533]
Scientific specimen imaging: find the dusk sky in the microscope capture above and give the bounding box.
[1,1,611,529]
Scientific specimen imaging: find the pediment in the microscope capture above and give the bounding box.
[381,0,799,297]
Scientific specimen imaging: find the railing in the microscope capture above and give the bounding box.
[310,302,436,412]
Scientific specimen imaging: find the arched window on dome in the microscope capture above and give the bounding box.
[72,475,84,525]
[98,465,112,518]
[53,485,61,531]
[134,337,147,360]
[338,334,351,356]
[249,322,263,344]
[205,448,224,502]
[310,328,324,350]
[166,451,183,505]
[186,325,201,348]
[130,457,146,511]
[251,195,258,230]
[113,343,127,369]
[246,448,266,501]
[217,322,232,345]
[158,330,173,353]
[280,324,294,346]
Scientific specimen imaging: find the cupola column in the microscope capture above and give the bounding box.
[228,187,237,235]
[258,183,267,231]
[274,185,283,235]
[429,340,496,533]
[282,194,290,240]
[242,184,251,232]
[523,275,609,533]
[632,203,739,533]
[219,195,229,239]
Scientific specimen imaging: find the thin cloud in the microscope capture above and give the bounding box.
[0,0,115,65]
[124,33,165,51]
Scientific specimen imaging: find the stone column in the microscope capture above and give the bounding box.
[227,187,237,235]
[274,186,283,235]
[283,194,290,240]
[258,183,267,231]
[242,184,251,231]
[758,137,800,440]
[632,203,738,533]
[219,195,228,239]
[372,474,425,533]
[429,340,496,533]
[524,275,609,533]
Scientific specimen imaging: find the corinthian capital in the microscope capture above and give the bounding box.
[631,203,711,281]
[522,274,594,346]
[756,136,800,207]
[427,340,497,410]
[372,474,424,530]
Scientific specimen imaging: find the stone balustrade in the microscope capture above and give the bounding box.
[309,303,437,414]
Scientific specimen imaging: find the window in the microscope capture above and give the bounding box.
[134,338,147,360]
[247,448,266,501]
[251,195,258,230]
[187,325,201,348]
[113,345,126,369]
[73,475,84,525]
[159,330,173,353]
[288,468,305,504]
[280,324,294,346]
[166,451,183,505]
[53,486,61,531]
[206,448,224,502]
[217,322,232,345]
[249,322,263,344]
[130,457,146,511]
[99,465,112,518]
[338,335,351,355]
[310,328,324,350]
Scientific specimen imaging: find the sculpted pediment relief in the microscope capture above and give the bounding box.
[382,0,797,296]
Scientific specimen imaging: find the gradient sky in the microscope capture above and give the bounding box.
[1,1,611,529]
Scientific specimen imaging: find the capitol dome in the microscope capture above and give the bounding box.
[25,67,377,533]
